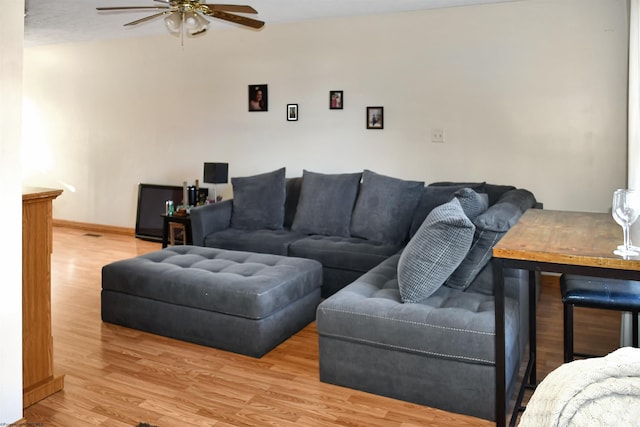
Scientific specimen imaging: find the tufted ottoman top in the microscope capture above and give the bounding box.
[317,254,519,365]
[102,246,322,320]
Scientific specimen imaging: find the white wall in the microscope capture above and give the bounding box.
[23,0,629,229]
[0,0,24,423]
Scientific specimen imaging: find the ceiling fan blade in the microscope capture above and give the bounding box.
[97,6,170,11]
[201,4,257,14]
[124,11,171,26]
[207,10,264,29]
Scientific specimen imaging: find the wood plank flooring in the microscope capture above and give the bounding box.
[22,226,622,426]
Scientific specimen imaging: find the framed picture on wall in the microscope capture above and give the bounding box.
[366,106,384,129]
[287,104,298,121]
[330,90,343,109]
[249,84,268,111]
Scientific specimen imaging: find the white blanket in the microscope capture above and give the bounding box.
[519,347,640,427]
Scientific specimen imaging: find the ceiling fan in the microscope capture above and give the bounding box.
[97,0,264,40]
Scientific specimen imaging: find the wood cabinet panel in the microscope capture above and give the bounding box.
[22,188,64,408]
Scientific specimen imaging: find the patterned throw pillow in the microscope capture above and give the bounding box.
[453,187,489,220]
[397,198,475,303]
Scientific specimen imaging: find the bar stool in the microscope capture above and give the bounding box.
[561,274,640,362]
[169,222,187,246]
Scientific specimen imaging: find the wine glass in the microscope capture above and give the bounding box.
[612,189,640,256]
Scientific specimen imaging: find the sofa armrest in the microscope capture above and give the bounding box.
[189,200,233,246]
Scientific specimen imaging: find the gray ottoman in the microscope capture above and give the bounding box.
[101,246,322,357]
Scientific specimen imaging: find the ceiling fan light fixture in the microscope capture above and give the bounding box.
[188,27,207,37]
[184,11,204,28]
[184,11,209,35]
[164,12,182,35]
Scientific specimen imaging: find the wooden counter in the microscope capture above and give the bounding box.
[493,209,640,271]
[22,187,64,407]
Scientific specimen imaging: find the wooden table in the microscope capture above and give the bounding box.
[161,214,192,248]
[492,209,640,427]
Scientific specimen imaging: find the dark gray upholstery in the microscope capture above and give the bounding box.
[289,234,402,298]
[429,181,517,205]
[191,176,535,299]
[291,170,362,237]
[317,254,526,421]
[102,246,322,357]
[284,177,302,228]
[289,235,401,272]
[409,183,485,237]
[350,169,423,244]
[230,167,286,230]
[203,227,306,256]
[190,199,233,247]
[188,174,537,420]
[447,189,538,292]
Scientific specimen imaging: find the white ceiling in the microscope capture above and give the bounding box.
[24,0,525,47]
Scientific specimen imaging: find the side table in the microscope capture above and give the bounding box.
[161,214,192,248]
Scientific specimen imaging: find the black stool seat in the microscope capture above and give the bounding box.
[561,274,640,362]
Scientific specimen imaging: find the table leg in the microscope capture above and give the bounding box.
[528,269,537,385]
[494,259,506,427]
[186,222,193,245]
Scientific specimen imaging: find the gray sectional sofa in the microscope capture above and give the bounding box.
[189,167,538,421]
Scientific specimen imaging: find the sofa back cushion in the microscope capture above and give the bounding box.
[397,198,475,303]
[291,170,362,237]
[429,181,517,205]
[350,170,424,244]
[409,183,485,237]
[446,188,537,291]
[230,167,286,230]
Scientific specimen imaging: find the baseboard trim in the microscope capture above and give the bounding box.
[9,417,26,426]
[53,219,134,236]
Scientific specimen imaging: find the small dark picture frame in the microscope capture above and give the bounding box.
[330,90,343,110]
[366,106,384,129]
[248,84,268,112]
[287,104,298,121]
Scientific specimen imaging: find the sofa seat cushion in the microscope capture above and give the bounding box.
[317,254,520,365]
[289,235,401,274]
[203,228,306,256]
[102,246,322,320]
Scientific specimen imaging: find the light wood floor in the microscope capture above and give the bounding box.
[23,226,621,426]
